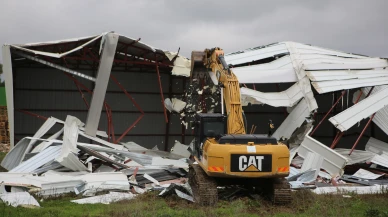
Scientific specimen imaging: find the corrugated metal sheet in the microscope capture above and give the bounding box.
[307,69,388,82]
[0,192,40,207]
[272,98,310,140]
[231,56,297,83]
[300,152,324,181]
[10,146,61,173]
[365,137,388,155]
[312,77,388,94]
[329,86,388,131]
[298,128,348,176]
[334,148,376,165]
[362,86,388,135]
[224,43,289,65]
[240,83,303,107]
[353,169,383,179]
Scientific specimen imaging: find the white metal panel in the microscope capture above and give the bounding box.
[293,42,369,59]
[224,43,289,65]
[312,185,387,195]
[312,77,388,94]
[10,146,61,173]
[298,128,348,176]
[365,137,388,155]
[371,152,388,168]
[329,86,388,131]
[353,169,383,179]
[11,35,102,58]
[305,60,388,70]
[300,152,324,181]
[71,192,135,204]
[362,86,388,135]
[0,192,40,207]
[234,69,297,84]
[232,56,297,83]
[240,83,303,107]
[39,180,84,197]
[307,69,388,82]
[85,33,119,136]
[334,148,376,165]
[2,45,15,147]
[272,99,310,140]
[31,128,64,153]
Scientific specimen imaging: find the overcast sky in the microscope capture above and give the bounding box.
[1,0,388,62]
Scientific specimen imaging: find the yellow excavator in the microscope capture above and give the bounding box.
[188,48,291,205]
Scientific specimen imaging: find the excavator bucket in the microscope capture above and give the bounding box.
[190,51,207,80]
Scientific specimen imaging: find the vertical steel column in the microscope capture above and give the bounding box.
[155,53,168,123]
[2,46,15,148]
[164,75,173,151]
[85,33,119,136]
[181,78,187,144]
[310,90,346,136]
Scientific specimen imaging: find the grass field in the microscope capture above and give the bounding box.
[1,152,388,217]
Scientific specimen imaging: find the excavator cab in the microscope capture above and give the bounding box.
[193,113,227,160]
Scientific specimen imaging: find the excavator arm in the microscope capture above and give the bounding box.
[192,48,246,134]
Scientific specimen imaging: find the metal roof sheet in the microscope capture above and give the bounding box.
[329,86,388,131]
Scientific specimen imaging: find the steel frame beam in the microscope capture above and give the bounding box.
[85,33,119,136]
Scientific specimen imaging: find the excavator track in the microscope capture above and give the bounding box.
[272,178,291,205]
[188,164,218,206]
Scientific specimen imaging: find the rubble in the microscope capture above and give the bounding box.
[0,115,193,206]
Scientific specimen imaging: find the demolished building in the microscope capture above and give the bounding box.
[1,34,388,206]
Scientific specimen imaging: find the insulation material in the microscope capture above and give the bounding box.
[329,86,388,131]
[0,192,40,207]
[164,51,191,77]
[352,169,383,180]
[240,83,303,107]
[164,98,187,113]
[272,98,310,140]
[298,128,348,176]
[71,192,135,204]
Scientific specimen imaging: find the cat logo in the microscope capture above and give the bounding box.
[239,155,264,171]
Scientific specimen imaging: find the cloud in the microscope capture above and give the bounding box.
[0,0,387,60]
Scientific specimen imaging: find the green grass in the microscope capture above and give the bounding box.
[1,152,388,217]
[0,190,388,217]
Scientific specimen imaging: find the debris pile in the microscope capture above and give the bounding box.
[0,115,193,207]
